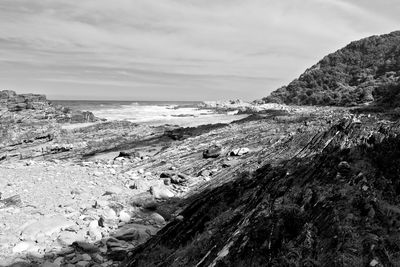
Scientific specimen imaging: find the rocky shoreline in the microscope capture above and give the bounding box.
[1,29,400,267]
[1,90,392,266]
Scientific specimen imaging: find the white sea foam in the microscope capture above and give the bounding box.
[53,100,248,127]
[94,104,203,121]
[89,103,245,127]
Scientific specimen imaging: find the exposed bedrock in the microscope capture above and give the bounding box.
[0,90,101,161]
[125,118,400,267]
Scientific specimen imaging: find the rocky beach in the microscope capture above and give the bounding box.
[0,88,353,266]
[2,30,400,267]
[0,89,332,266]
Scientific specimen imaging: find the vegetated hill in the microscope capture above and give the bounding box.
[262,31,400,107]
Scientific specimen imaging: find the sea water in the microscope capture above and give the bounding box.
[51,100,247,127]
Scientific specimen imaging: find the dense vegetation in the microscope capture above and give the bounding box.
[262,31,400,107]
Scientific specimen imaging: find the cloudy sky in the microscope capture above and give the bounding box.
[0,0,399,100]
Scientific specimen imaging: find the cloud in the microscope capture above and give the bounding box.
[0,0,399,100]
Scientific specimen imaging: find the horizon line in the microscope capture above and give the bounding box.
[49,99,205,102]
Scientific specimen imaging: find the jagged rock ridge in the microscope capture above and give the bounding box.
[262,31,400,107]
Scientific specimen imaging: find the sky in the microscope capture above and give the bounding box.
[0,0,399,101]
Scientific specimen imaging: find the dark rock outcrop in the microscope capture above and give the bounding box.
[203,145,222,159]
[262,31,400,107]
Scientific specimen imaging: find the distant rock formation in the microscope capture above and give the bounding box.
[199,100,294,114]
[0,90,98,123]
[0,90,47,111]
[0,90,99,160]
[262,31,400,107]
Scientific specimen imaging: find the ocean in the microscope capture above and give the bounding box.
[51,100,247,127]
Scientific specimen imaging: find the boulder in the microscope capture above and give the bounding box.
[130,193,158,209]
[113,223,157,242]
[230,147,250,156]
[81,254,91,261]
[70,111,97,123]
[7,103,27,111]
[114,151,140,160]
[150,186,175,199]
[0,90,16,99]
[71,241,100,253]
[75,261,90,267]
[58,231,86,246]
[338,161,351,172]
[88,220,102,241]
[170,175,187,185]
[160,172,173,178]
[104,185,123,195]
[20,215,74,241]
[101,207,118,224]
[12,241,38,253]
[203,145,222,159]
[21,93,46,103]
[149,213,166,224]
[119,210,131,223]
[41,261,59,267]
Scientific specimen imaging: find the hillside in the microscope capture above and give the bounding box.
[262,31,400,107]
